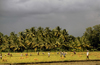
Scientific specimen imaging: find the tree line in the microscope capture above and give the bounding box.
[0,24,100,52]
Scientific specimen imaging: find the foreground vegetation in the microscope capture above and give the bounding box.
[0,52,100,64]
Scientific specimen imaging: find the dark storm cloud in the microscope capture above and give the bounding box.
[0,0,100,36]
[0,0,90,17]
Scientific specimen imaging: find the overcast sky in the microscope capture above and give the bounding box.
[0,0,100,37]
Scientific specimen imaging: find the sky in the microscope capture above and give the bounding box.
[0,0,100,37]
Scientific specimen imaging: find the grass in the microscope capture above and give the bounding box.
[0,52,100,64]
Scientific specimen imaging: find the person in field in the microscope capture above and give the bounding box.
[21,53,23,56]
[30,53,32,56]
[10,54,12,57]
[60,51,63,57]
[48,52,50,57]
[42,52,45,55]
[57,52,59,54]
[86,50,89,60]
[25,53,28,56]
[8,52,10,55]
[0,53,2,59]
[37,52,39,55]
[60,51,62,57]
[5,54,6,56]
[74,50,76,54]
[63,52,66,57]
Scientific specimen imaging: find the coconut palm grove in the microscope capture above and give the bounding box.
[0,24,100,52]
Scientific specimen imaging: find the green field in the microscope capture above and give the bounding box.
[0,52,100,64]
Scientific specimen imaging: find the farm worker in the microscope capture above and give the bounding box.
[37,52,39,55]
[42,52,44,54]
[5,54,6,56]
[60,51,62,57]
[10,54,12,57]
[57,52,59,54]
[8,52,10,55]
[30,53,32,56]
[86,50,89,60]
[25,53,28,56]
[74,50,76,54]
[48,52,50,57]
[0,53,2,59]
[63,52,66,57]
[21,53,23,56]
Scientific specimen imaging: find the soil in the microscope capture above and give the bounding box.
[0,61,100,65]
[31,61,100,65]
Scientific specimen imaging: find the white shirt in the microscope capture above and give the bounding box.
[48,53,50,55]
[87,52,89,56]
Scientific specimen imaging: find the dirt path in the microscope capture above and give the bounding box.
[26,61,100,65]
[0,61,100,65]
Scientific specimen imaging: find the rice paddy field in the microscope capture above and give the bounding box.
[0,52,100,64]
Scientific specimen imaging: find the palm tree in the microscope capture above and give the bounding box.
[58,38,66,51]
[9,32,20,52]
[79,36,91,51]
[33,37,41,52]
[0,32,3,51]
[18,32,26,52]
[1,35,10,52]
[23,29,31,53]
[55,26,61,39]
